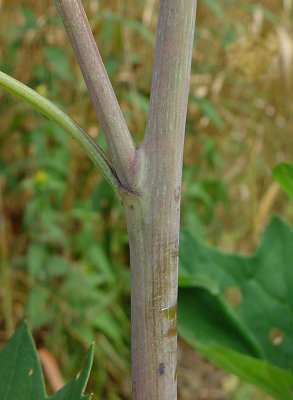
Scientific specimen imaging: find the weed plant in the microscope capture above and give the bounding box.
[0,0,292,398]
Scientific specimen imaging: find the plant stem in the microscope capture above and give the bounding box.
[0,71,122,197]
[55,0,137,189]
[125,1,197,398]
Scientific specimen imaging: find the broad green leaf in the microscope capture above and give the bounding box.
[0,322,93,400]
[273,162,293,199]
[179,287,262,357]
[0,322,46,400]
[178,288,293,399]
[196,343,293,400]
[178,216,293,399]
[178,273,219,294]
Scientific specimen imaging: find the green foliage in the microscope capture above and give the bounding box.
[0,322,93,400]
[195,344,292,400]
[20,121,129,374]
[202,0,226,19]
[102,13,155,47]
[178,216,293,399]
[182,137,226,239]
[43,46,73,82]
[273,163,293,199]
[0,117,129,394]
[190,96,224,129]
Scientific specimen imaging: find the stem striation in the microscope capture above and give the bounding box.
[127,1,197,398]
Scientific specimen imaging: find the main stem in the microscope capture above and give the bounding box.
[124,2,197,399]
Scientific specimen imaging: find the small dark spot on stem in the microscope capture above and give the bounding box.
[158,362,165,375]
[129,204,134,210]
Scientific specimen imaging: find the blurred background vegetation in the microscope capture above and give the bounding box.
[0,0,292,398]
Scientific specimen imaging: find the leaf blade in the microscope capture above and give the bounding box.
[0,322,46,400]
[273,162,293,199]
[50,345,94,400]
[178,216,293,398]
[0,324,93,400]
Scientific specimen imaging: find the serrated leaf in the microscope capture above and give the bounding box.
[50,345,94,400]
[0,323,93,400]
[273,162,293,199]
[178,216,293,399]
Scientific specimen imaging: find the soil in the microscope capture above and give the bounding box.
[178,339,227,400]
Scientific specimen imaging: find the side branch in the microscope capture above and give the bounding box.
[0,71,122,197]
[55,0,137,189]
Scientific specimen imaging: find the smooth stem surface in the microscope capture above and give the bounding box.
[126,1,197,399]
[125,197,179,400]
[55,0,137,189]
[0,71,122,197]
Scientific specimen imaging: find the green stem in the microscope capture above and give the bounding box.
[0,71,122,197]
